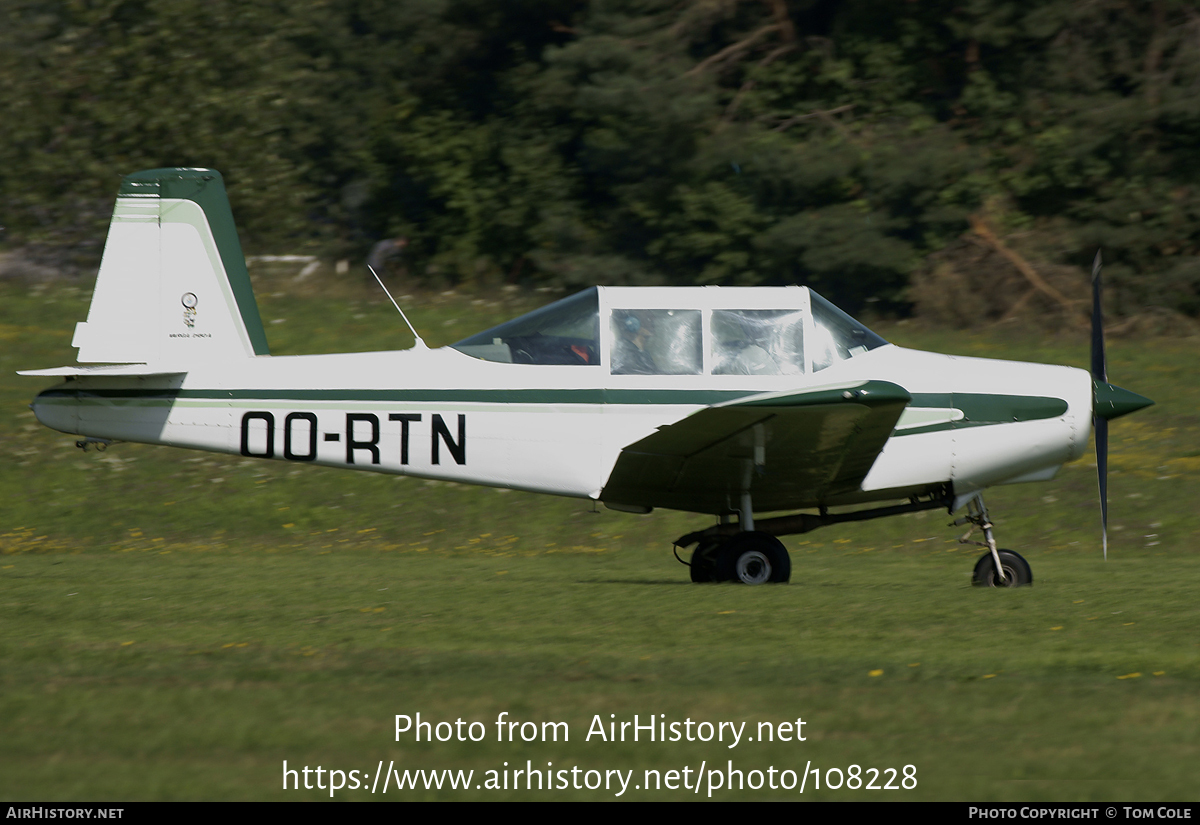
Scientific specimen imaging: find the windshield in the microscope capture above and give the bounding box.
[809,291,888,372]
[452,288,599,365]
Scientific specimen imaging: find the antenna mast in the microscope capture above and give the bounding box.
[368,265,427,350]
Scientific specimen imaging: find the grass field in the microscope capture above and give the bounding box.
[2,275,1198,800]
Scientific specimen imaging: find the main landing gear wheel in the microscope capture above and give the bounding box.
[689,539,723,583]
[715,532,791,585]
[972,549,1032,587]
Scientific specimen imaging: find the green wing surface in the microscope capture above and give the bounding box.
[600,381,910,514]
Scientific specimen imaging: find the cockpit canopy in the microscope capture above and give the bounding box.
[451,286,887,374]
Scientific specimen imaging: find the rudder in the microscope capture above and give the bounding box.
[72,168,270,364]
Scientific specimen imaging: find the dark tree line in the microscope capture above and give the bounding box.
[3,0,1199,316]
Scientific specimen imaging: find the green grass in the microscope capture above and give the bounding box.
[2,276,1198,800]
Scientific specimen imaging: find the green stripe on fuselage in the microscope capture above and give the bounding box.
[895,392,1069,436]
[36,387,755,405]
[37,387,1069,430]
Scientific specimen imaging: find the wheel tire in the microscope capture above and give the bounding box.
[715,532,791,584]
[972,549,1033,587]
[690,539,721,583]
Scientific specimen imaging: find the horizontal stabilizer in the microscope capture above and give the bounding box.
[18,365,186,378]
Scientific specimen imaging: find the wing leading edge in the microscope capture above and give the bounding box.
[600,380,911,515]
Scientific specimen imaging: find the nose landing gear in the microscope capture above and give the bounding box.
[956,494,1033,587]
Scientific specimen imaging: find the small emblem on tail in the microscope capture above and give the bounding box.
[181,292,198,328]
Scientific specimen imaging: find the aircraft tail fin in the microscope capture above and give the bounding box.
[71,168,270,364]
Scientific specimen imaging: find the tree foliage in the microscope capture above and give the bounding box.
[2,0,1199,315]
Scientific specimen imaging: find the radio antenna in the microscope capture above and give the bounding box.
[368,264,427,350]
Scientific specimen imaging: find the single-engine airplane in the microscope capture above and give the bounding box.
[22,168,1154,585]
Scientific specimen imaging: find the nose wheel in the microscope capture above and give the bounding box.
[972,549,1032,587]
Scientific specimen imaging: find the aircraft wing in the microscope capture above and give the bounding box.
[600,380,910,514]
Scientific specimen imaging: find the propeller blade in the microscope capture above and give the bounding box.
[1090,249,1108,560]
[1091,249,1106,383]
[1095,414,1108,561]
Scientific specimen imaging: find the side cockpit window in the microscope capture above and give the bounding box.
[452,288,599,365]
[711,309,805,375]
[610,310,702,375]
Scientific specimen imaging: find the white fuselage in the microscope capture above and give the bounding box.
[32,343,1093,514]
